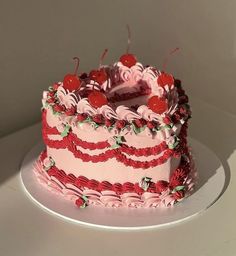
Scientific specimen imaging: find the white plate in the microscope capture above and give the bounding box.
[20,138,225,230]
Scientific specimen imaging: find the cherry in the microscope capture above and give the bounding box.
[89,68,108,85]
[119,54,137,68]
[63,57,81,92]
[158,47,179,88]
[147,96,168,114]
[89,49,108,85]
[88,91,108,108]
[157,72,174,88]
[119,25,137,68]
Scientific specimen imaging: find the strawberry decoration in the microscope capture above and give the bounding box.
[88,91,108,108]
[63,57,81,92]
[147,96,168,114]
[119,25,137,68]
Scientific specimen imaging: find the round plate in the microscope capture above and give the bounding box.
[20,138,225,230]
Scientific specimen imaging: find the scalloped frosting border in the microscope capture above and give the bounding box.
[33,150,196,208]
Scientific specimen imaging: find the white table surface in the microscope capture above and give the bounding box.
[1,97,236,256]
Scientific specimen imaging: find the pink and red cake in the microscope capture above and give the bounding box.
[35,51,195,209]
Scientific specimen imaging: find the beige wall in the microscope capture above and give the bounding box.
[1,0,236,138]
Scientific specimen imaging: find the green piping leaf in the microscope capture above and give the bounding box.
[172,185,185,193]
[60,124,71,138]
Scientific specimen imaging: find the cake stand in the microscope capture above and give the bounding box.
[20,138,225,230]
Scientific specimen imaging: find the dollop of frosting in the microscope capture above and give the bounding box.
[116,106,141,121]
[117,62,144,83]
[57,86,79,108]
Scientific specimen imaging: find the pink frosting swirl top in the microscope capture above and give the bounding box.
[51,61,180,124]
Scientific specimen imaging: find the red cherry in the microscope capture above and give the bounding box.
[89,68,108,85]
[63,57,81,92]
[147,96,168,114]
[157,72,174,88]
[88,91,108,108]
[63,74,81,92]
[119,54,137,68]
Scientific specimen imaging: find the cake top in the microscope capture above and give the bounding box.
[42,50,190,133]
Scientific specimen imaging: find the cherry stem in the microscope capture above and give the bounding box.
[73,57,80,75]
[126,24,131,54]
[162,47,180,72]
[99,48,108,68]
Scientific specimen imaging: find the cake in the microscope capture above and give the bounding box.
[34,51,195,209]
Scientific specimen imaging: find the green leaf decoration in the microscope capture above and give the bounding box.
[82,195,88,202]
[152,127,159,133]
[48,86,54,92]
[80,203,87,209]
[140,176,152,191]
[60,124,71,138]
[168,136,180,149]
[91,122,100,129]
[78,122,84,128]
[132,123,146,134]
[115,136,123,144]
[172,185,185,193]
[108,126,114,132]
[43,102,49,109]
[85,116,92,123]
[110,136,124,149]
[111,143,120,149]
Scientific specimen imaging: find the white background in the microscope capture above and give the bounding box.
[0,0,236,137]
